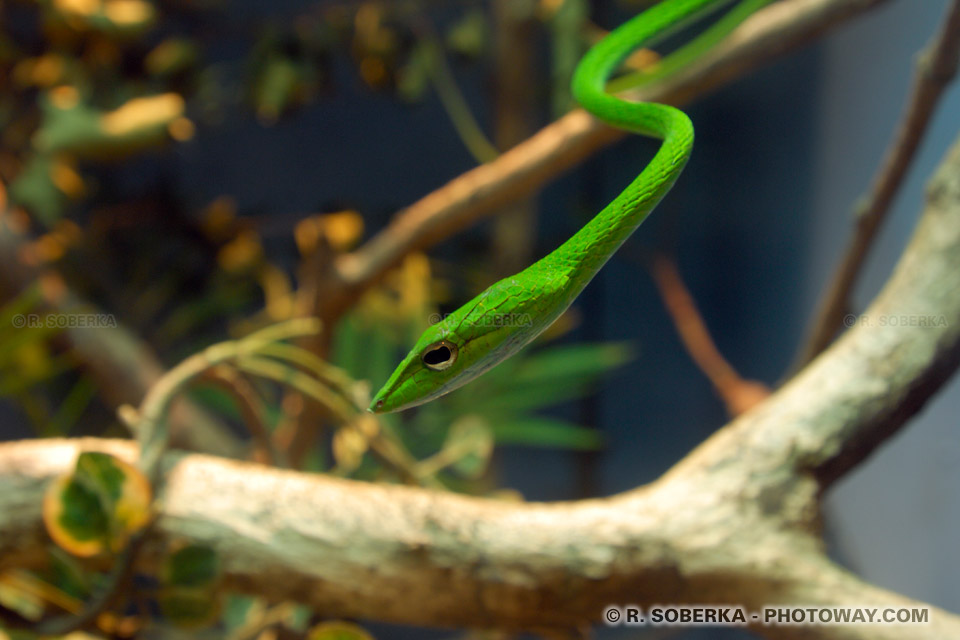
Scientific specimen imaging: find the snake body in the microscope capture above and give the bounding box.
[371,0,766,413]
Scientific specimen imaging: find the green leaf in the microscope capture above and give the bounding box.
[252,53,302,123]
[0,318,60,365]
[0,284,42,332]
[158,545,222,627]
[491,416,603,450]
[453,342,634,413]
[397,41,432,103]
[0,354,74,398]
[187,384,244,423]
[445,10,488,58]
[163,545,219,588]
[158,585,221,629]
[46,546,92,600]
[512,342,635,384]
[54,477,109,545]
[75,451,127,503]
[7,154,68,224]
[33,98,101,154]
[222,594,258,631]
[331,311,404,389]
[284,603,313,631]
[145,38,199,77]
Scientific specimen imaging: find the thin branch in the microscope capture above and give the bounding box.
[33,526,150,637]
[650,255,770,416]
[200,366,283,467]
[234,355,427,485]
[424,35,499,164]
[796,0,960,366]
[134,319,321,478]
[314,0,893,324]
[2,133,960,639]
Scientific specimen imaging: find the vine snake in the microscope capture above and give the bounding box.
[370,0,770,413]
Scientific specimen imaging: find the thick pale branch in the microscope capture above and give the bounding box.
[2,136,960,634]
[318,0,892,321]
[0,438,956,639]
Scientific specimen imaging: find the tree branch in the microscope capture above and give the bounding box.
[796,0,960,365]
[315,0,893,323]
[651,255,771,416]
[0,437,955,639]
[3,133,960,638]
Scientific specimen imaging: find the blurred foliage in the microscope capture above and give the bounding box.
[157,544,222,628]
[0,284,94,436]
[0,0,638,635]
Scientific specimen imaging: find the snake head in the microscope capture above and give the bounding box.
[368,323,469,414]
[369,276,555,413]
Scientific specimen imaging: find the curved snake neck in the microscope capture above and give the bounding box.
[370,0,768,413]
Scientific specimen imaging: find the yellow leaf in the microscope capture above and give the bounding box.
[103,0,153,26]
[12,55,67,88]
[322,210,364,251]
[332,427,368,473]
[308,621,375,640]
[294,216,323,255]
[99,93,184,138]
[54,0,101,18]
[145,38,198,76]
[200,196,237,240]
[50,157,86,199]
[43,452,152,557]
[34,234,66,262]
[167,116,195,141]
[218,230,263,273]
[50,85,81,110]
[259,263,293,320]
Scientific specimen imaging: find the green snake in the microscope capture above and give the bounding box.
[371,0,770,413]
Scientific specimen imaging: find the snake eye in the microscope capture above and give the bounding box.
[421,340,458,371]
